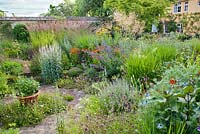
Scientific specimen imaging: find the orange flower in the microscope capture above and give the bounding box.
[92,49,100,53]
[198,71,200,76]
[82,48,88,52]
[170,79,176,85]
[70,48,80,54]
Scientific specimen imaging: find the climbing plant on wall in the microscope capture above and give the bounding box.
[168,13,200,35]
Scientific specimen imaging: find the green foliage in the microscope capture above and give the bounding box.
[30,31,55,49]
[13,24,30,43]
[140,63,200,133]
[166,20,177,33]
[80,95,103,115]
[73,34,97,49]
[0,72,11,98]
[56,78,75,89]
[75,0,112,17]
[67,67,83,77]
[125,45,176,80]
[0,10,5,17]
[0,40,21,58]
[0,61,23,76]
[177,33,192,42]
[84,81,108,94]
[58,111,136,134]
[98,79,140,113]
[39,45,62,83]
[0,93,65,128]
[45,0,75,17]
[30,55,41,76]
[63,94,74,101]
[14,77,40,97]
[125,53,158,80]
[0,128,19,134]
[82,113,136,133]
[0,40,32,60]
[0,22,13,38]
[104,0,173,31]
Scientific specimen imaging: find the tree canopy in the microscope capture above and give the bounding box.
[0,10,5,17]
[44,0,75,17]
[104,0,174,30]
[74,0,112,17]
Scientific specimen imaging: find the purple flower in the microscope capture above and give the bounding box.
[197,126,200,132]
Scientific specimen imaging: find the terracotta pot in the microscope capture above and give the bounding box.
[17,90,40,105]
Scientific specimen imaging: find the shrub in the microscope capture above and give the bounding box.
[67,67,83,77]
[87,45,123,79]
[98,79,140,114]
[0,61,23,76]
[39,45,62,83]
[0,72,11,98]
[0,40,21,58]
[13,24,30,43]
[0,93,65,128]
[15,77,40,97]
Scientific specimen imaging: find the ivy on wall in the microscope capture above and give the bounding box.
[167,13,200,35]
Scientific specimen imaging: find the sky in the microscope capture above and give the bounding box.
[0,0,64,17]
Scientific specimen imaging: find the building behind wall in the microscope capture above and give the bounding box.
[163,0,200,35]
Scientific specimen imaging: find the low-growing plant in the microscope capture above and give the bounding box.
[0,40,21,58]
[56,78,75,89]
[98,79,140,114]
[0,128,19,134]
[0,61,23,76]
[15,77,40,97]
[66,67,83,77]
[0,93,65,128]
[0,72,11,98]
[63,94,74,101]
[39,44,62,83]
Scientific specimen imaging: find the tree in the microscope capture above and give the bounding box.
[74,0,112,17]
[104,0,174,31]
[0,10,5,17]
[45,0,75,17]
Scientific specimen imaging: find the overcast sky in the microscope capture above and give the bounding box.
[0,0,64,16]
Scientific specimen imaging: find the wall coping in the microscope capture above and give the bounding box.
[0,17,100,22]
